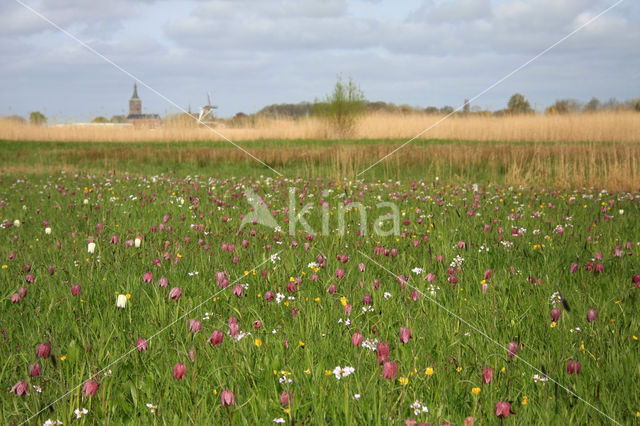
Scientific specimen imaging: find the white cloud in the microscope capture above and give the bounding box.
[0,0,637,120]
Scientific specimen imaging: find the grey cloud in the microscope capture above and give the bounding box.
[0,0,637,121]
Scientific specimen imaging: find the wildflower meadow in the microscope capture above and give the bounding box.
[1,168,639,425]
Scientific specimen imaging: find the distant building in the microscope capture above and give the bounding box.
[126,83,162,128]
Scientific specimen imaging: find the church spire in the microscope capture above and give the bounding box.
[131,83,139,100]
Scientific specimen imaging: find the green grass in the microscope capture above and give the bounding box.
[3,138,639,186]
[0,164,639,424]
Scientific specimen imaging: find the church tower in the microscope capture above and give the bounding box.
[129,83,142,116]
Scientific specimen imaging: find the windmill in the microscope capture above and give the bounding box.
[198,92,217,125]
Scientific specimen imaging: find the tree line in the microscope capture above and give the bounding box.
[3,77,639,129]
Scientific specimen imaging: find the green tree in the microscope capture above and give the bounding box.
[29,111,47,126]
[545,99,581,115]
[91,116,109,123]
[583,97,600,112]
[315,75,366,138]
[506,93,533,114]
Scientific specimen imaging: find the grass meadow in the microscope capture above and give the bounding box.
[1,123,640,424]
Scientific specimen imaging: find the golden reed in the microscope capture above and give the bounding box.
[1,112,639,189]
[1,111,639,143]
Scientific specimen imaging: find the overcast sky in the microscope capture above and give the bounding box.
[1,0,638,122]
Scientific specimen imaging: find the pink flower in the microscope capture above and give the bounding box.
[507,341,518,359]
[189,319,202,333]
[567,359,581,375]
[228,323,239,338]
[587,309,597,323]
[551,308,561,322]
[633,274,640,287]
[495,401,514,418]
[358,263,365,272]
[233,285,244,297]
[10,293,20,303]
[344,304,352,316]
[327,284,337,294]
[484,269,493,281]
[410,290,420,300]
[570,263,578,273]
[71,284,81,296]
[425,272,436,283]
[399,327,412,344]
[29,363,42,377]
[142,272,153,283]
[221,389,235,407]
[264,291,275,301]
[382,361,398,379]
[482,367,493,384]
[362,294,372,305]
[173,363,186,380]
[168,287,182,301]
[351,332,363,346]
[594,263,604,274]
[377,342,390,364]
[335,268,345,279]
[253,320,262,330]
[82,380,99,397]
[287,281,296,292]
[110,235,119,244]
[10,381,29,396]
[280,390,293,406]
[25,273,35,283]
[36,342,51,358]
[209,330,224,347]
[457,241,466,249]
[158,277,168,288]
[136,338,148,352]
[18,287,27,298]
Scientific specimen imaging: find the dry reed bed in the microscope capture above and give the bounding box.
[1,112,639,143]
[36,142,640,189]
